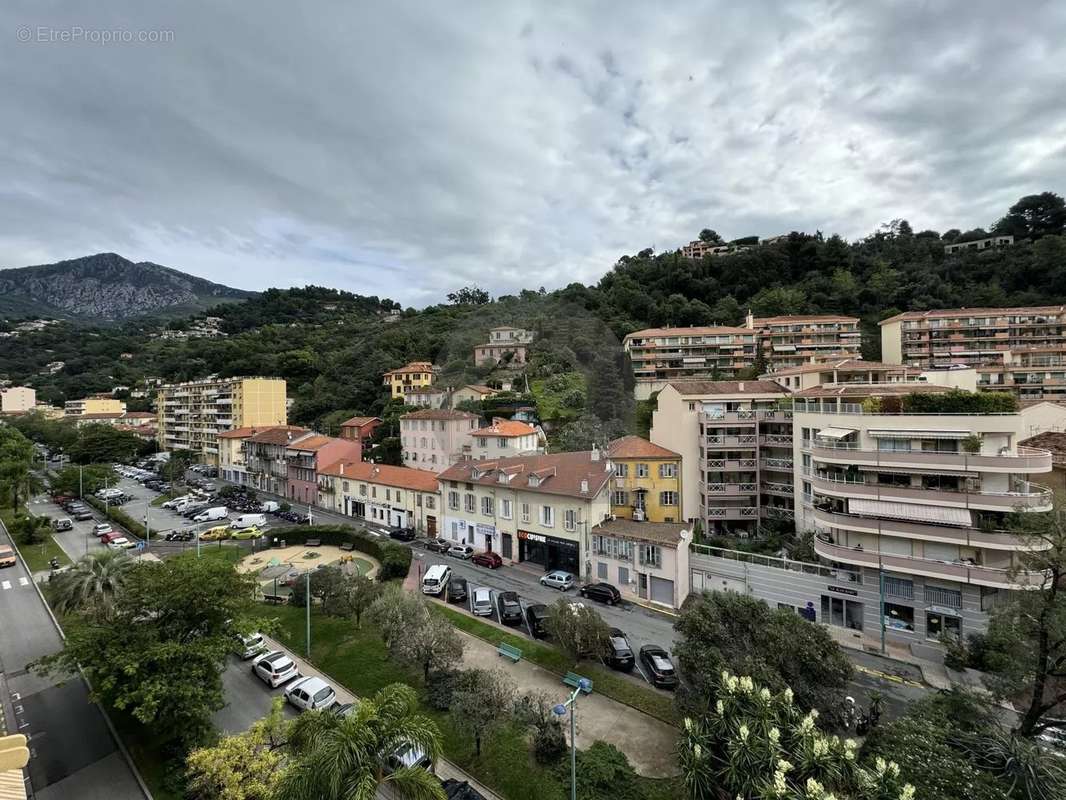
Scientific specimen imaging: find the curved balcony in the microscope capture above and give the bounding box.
[812,507,1050,551]
[812,475,1053,513]
[813,535,1047,589]
[811,444,1052,474]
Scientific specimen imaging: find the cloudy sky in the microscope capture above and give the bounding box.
[2,1,1065,306]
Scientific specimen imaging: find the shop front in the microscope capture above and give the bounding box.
[518,529,579,574]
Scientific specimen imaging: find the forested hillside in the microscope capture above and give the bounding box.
[1,192,1063,446]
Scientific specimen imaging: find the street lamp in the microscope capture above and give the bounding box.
[553,678,592,800]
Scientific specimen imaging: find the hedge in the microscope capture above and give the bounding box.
[901,389,1019,414]
[263,524,412,581]
[85,495,149,539]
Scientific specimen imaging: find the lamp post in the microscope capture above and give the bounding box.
[553,677,592,800]
[305,569,311,659]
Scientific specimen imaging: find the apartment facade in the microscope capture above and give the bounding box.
[65,395,125,416]
[606,436,683,522]
[473,327,534,366]
[650,381,794,536]
[792,382,1053,647]
[452,384,498,405]
[383,361,436,400]
[436,451,613,575]
[319,459,440,534]
[0,386,35,414]
[156,377,287,464]
[590,518,692,608]
[762,358,925,393]
[467,418,542,460]
[243,425,311,496]
[944,234,1014,255]
[339,416,381,444]
[217,426,266,485]
[747,313,862,370]
[400,409,480,471]
[285,435,362,505]
[681,240,733,259]
[623,326,758,400]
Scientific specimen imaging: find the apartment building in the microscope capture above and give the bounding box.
[681,240,733,259]
[452,384,498,405]
[623,326,758,400]
[339,416,381,444]
[437,450,613,574]
[405,387,449,409]
[651,381,794,536]
[383,361,436,400]
[792,381,1052,647]
[217,426,265,485]
[285,434,362,505]
[65,395,125,416]
[72,410,156,429]
[747,313,862,370]
[944,234,1014,255]
[0,386,35,414]
[590,518,692,608]
[606,436,683,522]
[156,377,287,464]
[319,459,441,534]
[763,358,925,392]
[400,409,480,471]
[243,425,311,496]
[466,418,543,460]
[473,326,534,366]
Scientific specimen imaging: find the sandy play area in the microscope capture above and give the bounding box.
[239,544,378,596]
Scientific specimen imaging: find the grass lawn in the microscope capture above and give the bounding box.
[255,604,682,800]
[0,506,72,573]
[530,371,586,422]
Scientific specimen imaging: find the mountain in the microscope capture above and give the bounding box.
[0,252,256,321]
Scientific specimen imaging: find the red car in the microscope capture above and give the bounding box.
[470,551,503,569]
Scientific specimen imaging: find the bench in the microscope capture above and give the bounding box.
[261,594,288,605]
[563,672,592,693]
[305,538,321,547]
[497,643,523,662]
[339,542,355,552]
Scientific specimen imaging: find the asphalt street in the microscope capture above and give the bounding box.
[0,518,146,799]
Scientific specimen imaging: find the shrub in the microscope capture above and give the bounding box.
[425,668,461,711]
[513,691,567,764]
[563,742,646,800]
[901,389,1019,414]
[85,495,148,539]
[941,634,969,671]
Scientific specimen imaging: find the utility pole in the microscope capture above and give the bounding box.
[305,570,311,659]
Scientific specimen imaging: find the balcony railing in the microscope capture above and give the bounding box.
[811,475,1053,512]
[763,506,795,521]
[761,434,794,446]
[811,507,1049,551]
[813,535,1048,589]
[761,457,794,470]
[811,444,1052,473]
[763,481,794,495]
[705,506,759,519]
[703,482,758,495]
[702,458,758,470]
[705,435,758,448]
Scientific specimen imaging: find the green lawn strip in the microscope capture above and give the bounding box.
[150,495,169,507]
[430,603,680,725]
[0,506,72,572]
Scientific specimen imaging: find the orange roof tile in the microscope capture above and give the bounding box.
[608,435,680,460]
[623,325,754,341]
[340,416,380,428]
[469,418,536,438]
[319,460,440,492]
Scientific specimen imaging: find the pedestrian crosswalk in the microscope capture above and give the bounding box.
[1,577,30,590]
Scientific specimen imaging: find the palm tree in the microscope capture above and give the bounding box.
[50,550,137,618]
[277,683,445,800]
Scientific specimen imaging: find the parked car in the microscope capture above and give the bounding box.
[92,523,113,537]
[382,742,434,776]
[72,509,94,521]
[100,531,125,544]
[164,529,195,542]
[471,587,493,616]
[540,570,574,591]
[253,651,299,687]
[447,576,468,604]
[606,628,635,671]
[442,779,488,800]
[237,633,267,660]
[230,526,263,540]
[193,506,227,522]
[425,538,450,553]
[285,676,337,712]
[525,603,549,639]
[497,591,523,626]
[0,546,16,569]
[471,551,502,569]
[421,564,451,596]
[447,544,474,560]
[260,500,280,513]
[231,513,267,529]
[639,645,678,689]
[330,702,357,718]
[52,518,73,532]
[107,537,136,550]
[579,582,621,606]
[389,526,416,542]
[163,495,193,510]
[200,525,231,541]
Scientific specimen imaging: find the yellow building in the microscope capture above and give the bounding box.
[383,361,435,400]
[607,436,683,522]
[156,377,287,464]
[64,395,126,416]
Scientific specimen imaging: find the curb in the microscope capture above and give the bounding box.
[1,514,154,800]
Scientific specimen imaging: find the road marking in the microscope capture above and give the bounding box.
[18,577,28,587]
[1,581,10,591]
[854,664,924,688]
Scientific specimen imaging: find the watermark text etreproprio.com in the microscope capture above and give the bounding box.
[16,25,175,44]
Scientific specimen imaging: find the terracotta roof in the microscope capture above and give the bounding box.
[469,418,537,438]
[666,380,788,397]
[384,361,435,376]
[592,518,690,547]
[608,435,680,460]
[217,426,267,439]
[753,315,859,325]
[401,409,479,421]
[247,425,311,445]
[1020,432,1066,465]
[287,434,335,451]
[623,325,754,341]
[319,459,439,492]
[792,383,951,399]
[763,359,920,377]
[880,306,1066,325]
[340,416,380,428]
[437,451,613,499]
[461,385,497,395]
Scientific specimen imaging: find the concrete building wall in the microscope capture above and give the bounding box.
[0,387,36,413]
[880,320,903,365]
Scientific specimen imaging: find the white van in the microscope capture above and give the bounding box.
[421,564,451,596]
[261,501,280,513]
[231,513,267,530]
[193,506,228,523]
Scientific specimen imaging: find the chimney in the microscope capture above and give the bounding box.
[739,382,745,391]
[580,479,589,493]
[340,462,345,476]
[590,446,600,461]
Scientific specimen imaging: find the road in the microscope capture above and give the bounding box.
[0,518,147,799]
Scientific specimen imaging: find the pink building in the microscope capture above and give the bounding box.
[286,434,362,505]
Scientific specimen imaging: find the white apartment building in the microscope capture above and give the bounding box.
[0,386,36,414]
[400,409,480,472]
[466,418,543,460]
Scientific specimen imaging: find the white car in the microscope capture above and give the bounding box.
[93,523,114,537]
[237,632,267,660]
[448,544,474,559]
[471,587,493,616]
[163,495,193,510]
[253,651,299,687]
[106,537,135,550]
[285,676,337,712]
[540,570,575,591]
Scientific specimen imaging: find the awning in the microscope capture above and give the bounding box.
[849,498,971,527]
[864,466,978,478]
[817,427,857,440]
[868,429,970,439]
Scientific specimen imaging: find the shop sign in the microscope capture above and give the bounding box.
[827,585,858,596]
[476,523,496,537]
[519,530,547,543]
[926,605,960,617]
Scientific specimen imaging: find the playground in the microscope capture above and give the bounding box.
[238,544,378,598]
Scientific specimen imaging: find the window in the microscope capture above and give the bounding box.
[478,437,487,447]
[481,496,493,516]
[500,499,512,519]
[597,562,608,579]
[425,495,435,510]
[821,595,864,631]
[464,493,476,513]
[343,481,350,492]
[636,463,648,478]
[883,602,915,632]
[497,438,507,448]
[416,494,422,507]
[926,585,962,609]
[420,437,427,448]
[359,483,367,497]
[396,491,403,503]
[638,544,661,567]
[564,509,576,531]
[541,505,554,527]
[878,438,911,452]
[611,490,628,506]
[448,491,459,510]
[614,463,629,477]
[371,486,377,499]
[659,491,678,506]
[658,463,676,478]
[385,488,391,502]
[883,576,913,600]
[521,503,530,522]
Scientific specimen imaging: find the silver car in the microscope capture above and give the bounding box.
[472,587,493,616]
[540,570,575,591]
[285,676,337,712]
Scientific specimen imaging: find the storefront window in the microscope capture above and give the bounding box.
[883,602,915,632]
[820,595,863,631]
[926,611,961,640]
